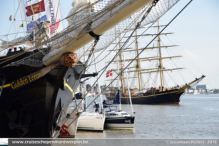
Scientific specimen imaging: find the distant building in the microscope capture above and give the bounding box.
[196,85,209,90]
[207,90,214,94]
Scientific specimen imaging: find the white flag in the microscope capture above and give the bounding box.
[44,0,64,36]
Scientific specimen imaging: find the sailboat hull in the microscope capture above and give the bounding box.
[77,113,105,132]
[106,89,184,104]
[104,116,135,129]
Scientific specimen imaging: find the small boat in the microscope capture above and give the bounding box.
[77,112,105,132]
[103,90,135,129]
[77,86,105,132]
[77,50,105,132]
[104,104,135,129]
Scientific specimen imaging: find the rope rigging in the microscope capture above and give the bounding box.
[54,0,162,137]
[53,32,100,137]
[1,0,181,68]
[0,0,197,138]
[53,0,197,138]
[81,0,192,111]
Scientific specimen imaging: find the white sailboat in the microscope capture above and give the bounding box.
[78,112,105,131]
[77,52,105,132]
[103,30,135,129]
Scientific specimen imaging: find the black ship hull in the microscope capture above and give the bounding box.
[106,89,184,104]
[104,116,135,129]
[0,49,84,138]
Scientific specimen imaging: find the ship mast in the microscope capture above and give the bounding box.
[135,25,142,91]
[118,28,125,93]
[108,22,186,90]
[157,20,164,88]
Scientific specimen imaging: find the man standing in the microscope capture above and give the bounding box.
[93,101,99,113]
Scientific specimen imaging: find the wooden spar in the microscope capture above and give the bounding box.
[105,76,137,81]
[107,55,182,63]
[123,45,178,52]
[135,25,142,91]
[128,68,161,73]
[157,20,164,87]
[140,68,184,74]
[119,36,125,93]
[123,32,174,38]
[43,0,153,66]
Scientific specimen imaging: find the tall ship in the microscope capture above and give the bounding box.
[105,20,205,104]
[0,0,196,138]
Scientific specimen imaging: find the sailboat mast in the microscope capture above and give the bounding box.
[135,27,142,91]
[115,27,121,110]
[157,20,164,88]
[93,52,103,110]
[83,47,87,111]
[119,51,125,93]
[124,55,133,115]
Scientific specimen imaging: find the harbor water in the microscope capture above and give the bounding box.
[78,94,219,138]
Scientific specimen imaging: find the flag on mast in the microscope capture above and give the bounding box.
[106,70,113,78]
[44,0,64,36]
[25,0,45,16]
[27,15,47,33]
[106,71,109,78]
[109,69,113,76]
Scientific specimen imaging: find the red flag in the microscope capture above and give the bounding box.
[109,69,113,76]
[49,19,60,35]
[106,71,109,78]
[106,69,113,78]
[25,0,45,16]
